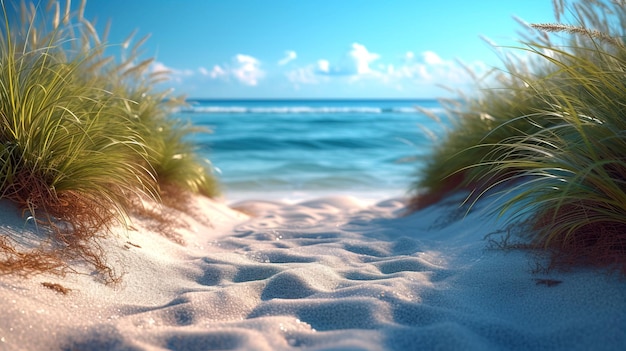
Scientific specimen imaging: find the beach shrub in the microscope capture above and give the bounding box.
[0,0,218,281]
[412,0,626,273]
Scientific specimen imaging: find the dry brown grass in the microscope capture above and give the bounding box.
[530,204,626,274]
[0,180,217,281]
[131,202,187,245]
[0,171,126,283]
[485,204,626,275]
[130,183,213,245]
[0,235,66,277]
[41,281,71,294]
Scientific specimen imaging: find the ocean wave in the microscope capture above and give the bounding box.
[180,106,439,114]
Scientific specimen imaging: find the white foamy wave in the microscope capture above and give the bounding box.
[180,106,434,114]
[182,106,249,113]
[389,107,419,113]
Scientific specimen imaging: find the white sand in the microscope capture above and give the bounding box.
[0,189,625,351]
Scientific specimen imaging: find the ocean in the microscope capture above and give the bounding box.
[178,99,446,203]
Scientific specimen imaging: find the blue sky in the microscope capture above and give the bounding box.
[78,1,557,99]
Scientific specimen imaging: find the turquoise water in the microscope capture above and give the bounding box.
[178,99,446,202]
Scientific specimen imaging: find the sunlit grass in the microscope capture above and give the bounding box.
[412,0,626,273]
[0,0,218,280]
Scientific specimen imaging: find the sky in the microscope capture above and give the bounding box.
[75,0,558,99]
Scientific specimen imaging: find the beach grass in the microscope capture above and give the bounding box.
[0,0,218,280]
[412,0,626,272]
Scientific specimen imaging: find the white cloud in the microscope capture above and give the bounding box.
[209,65,227,78]
[348,43,380,75]
[422,51,443,65]
[308,43,381,78]
[284,47,487,95]
[150,46,487,97]
[278,50,297,66]
[200,55,264,85]
[232,54,264,86]
[386,51,487,90]
[235,54,258,65]
[317,59,330,73]
[150,54,266,87]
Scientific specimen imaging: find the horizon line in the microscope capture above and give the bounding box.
[185,97,442,101]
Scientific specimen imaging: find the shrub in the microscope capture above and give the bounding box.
[412,0,626,273]
[0,0,218,281]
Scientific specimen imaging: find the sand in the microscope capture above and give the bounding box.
[0,188,625,351]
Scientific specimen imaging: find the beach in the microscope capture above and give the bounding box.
[1,188,625,351]
[5,0,626,349]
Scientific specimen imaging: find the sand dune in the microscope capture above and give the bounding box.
[1,190,625,350]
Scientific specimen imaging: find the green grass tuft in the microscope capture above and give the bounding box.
[0,0,218,281]
[412,0,626,273]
